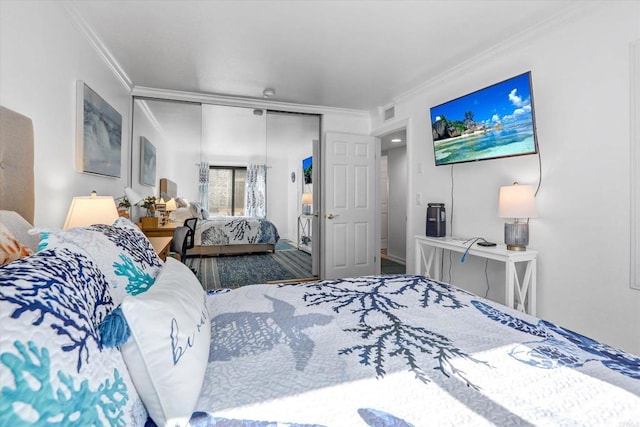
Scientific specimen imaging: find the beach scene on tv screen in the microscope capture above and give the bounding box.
[431,73,536,165]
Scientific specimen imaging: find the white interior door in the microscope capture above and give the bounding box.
[322,132,378,279]
[311,139,320,276]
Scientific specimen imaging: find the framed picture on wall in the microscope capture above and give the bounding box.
[75,81,122,177]
[140,136,156,186]
[303,156,312,184]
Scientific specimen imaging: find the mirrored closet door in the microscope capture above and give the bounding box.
[131,98,320,288]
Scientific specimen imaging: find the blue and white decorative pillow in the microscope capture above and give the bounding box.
[38,218,163,305]
[0,246,147,425]
[116,257,210,427]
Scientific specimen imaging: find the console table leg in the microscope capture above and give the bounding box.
[424,246,436,279]
[415,241,439,280]
[506,259,516,311]
[526,259,537,315]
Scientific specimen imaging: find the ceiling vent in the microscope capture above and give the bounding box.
[384,106,395,121]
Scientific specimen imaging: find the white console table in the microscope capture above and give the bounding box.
[297,214,313,253]
[413,235,538,315]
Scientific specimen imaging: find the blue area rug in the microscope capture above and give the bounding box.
[275,240,296,251]
[186,243,313,289]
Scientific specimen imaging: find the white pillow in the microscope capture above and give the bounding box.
[168,207,195,223]
[175,197,189,208]
[120,257,210,427]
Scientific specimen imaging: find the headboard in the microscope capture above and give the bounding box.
[0,106,35,224]
[159,178,177,199]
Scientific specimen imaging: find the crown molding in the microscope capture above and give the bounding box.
[63,1,132,92]
[389,1,598,107]
[131,86,370,118]
[135,98,167,140]
[64,1,370,118]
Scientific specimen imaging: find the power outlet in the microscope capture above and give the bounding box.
[416,193,422,205]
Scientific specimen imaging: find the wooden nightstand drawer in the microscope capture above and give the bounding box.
[140,222,179,238]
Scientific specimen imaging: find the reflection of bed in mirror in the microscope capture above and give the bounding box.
[159,178,278,256]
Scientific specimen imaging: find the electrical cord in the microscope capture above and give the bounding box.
[460,237,490,262]
[484,259,490,298]
[528,143,543,226]
[450,165,455,235]
[534,146,542,197]
[459,237,492,298]
[448,165,455,282]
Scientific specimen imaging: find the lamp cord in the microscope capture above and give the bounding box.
[450,165,455,235]
[528,145,543,226]
[460,237,490,262]
[484,259,490,298]
[460,237,492,299]
[534,148,542,197]
[448,165,455,282]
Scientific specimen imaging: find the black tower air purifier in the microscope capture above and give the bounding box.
[426,203,446,237]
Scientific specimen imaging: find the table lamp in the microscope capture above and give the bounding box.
[498,183,538,251]
[302,192,313,214]
[63,191,119,230]
[165,197,177,213]
[162,197,177,223]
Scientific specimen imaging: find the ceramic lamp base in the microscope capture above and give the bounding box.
[504,222,529,251]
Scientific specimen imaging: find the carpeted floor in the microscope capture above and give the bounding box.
[381,256,406,274]
[186,240,313,289]
[186,240,405,289]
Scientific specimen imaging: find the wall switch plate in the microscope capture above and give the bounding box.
[417,162,423,174]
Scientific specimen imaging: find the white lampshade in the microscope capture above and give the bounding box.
[63,192,119,230]
[302,192,313,205]
[124,187,144,206]
[498,183,538,219]
[165,198,177,212]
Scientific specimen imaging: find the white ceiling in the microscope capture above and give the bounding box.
[71,0,580,111]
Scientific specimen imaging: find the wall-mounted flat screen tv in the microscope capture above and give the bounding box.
[430,71,538,166]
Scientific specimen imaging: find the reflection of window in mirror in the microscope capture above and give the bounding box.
[209,166,246,216]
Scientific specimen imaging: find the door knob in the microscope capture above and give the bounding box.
[327,213,338,220]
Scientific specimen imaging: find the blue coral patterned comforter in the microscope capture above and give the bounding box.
[192,274,640,426]
[196,216,279,247]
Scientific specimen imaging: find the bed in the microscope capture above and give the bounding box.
[160,177,279,256]
[1,106,639,426]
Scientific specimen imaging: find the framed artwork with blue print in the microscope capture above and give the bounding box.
[140,136,156,186]
[75,80,122,178]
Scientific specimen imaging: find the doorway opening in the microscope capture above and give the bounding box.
[380,128,407,274]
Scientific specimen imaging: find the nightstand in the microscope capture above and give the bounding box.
[148,236,172,261]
